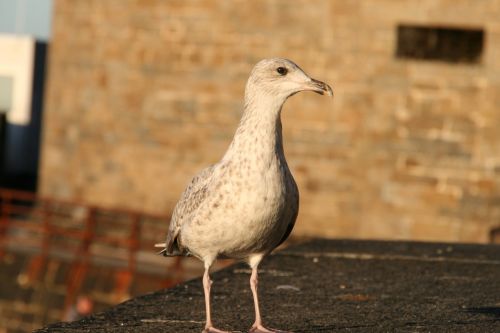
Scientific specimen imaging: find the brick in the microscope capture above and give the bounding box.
[40,0,500,244]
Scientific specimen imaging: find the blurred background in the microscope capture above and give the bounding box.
[1,0,499,331]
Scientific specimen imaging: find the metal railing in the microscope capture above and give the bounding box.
[0,188,184,318]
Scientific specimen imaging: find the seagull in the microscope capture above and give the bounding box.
[156,58,333,333]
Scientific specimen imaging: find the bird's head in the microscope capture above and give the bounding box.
[245,58,333,102]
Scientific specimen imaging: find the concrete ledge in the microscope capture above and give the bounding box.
[35,239,500,332]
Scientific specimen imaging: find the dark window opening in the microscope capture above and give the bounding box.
[396,25,484,63]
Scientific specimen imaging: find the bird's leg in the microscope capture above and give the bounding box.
[249,265,291,333]
[249,266,268,332]
[248,267,274,333]
[202,265,228,333]
[203,267,214,330]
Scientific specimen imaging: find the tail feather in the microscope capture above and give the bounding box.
[154,241,191,257]
[154,243,168,255]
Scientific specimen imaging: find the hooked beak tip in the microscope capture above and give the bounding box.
[310,78,333,98]
[324,85,334,97]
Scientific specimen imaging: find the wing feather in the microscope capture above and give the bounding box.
[276,190,299,248]
[162,165,216,256]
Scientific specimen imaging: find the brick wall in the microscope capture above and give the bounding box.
[40,0,500,243]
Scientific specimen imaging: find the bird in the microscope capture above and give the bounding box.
[156,58,333,333]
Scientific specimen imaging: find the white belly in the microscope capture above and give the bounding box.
[181,161,298,260]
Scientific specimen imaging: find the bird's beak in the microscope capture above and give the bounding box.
[305,78,333,97]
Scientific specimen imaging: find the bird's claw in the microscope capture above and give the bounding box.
[249,325,292,333]
[202,326,231,333]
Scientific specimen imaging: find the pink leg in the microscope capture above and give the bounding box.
[248,256,292,333]
[249,267,292,333]
[202,265,229,333]
[249,266,271,332]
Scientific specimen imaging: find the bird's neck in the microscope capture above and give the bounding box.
[223,93,286,164]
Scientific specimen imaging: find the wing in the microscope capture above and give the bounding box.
[276,178,300,248]
[161,165,216,256]
[276,195,299,248]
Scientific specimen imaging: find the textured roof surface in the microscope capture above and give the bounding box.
[36,239,500,333]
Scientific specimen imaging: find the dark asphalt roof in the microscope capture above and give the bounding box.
[35,239,500,332]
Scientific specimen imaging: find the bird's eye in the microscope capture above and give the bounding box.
[276,67,288,76]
